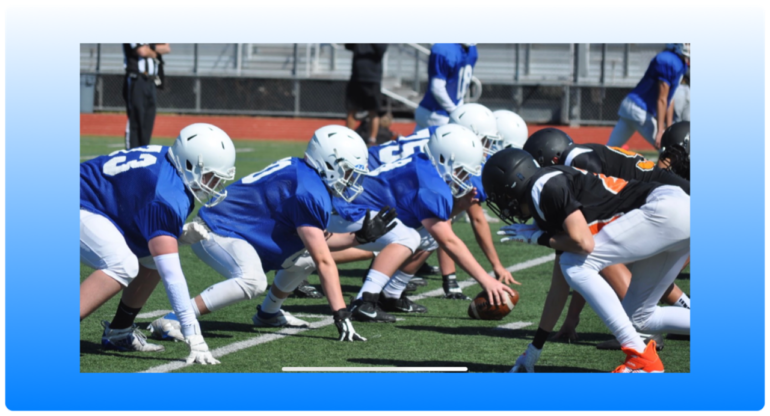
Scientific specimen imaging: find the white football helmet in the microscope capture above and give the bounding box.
[305,125,369,202]
[425,124,484,198]
[168,123,236,208]
[493,110,529,150]
[449,103,502,158]
[666,43,690,59]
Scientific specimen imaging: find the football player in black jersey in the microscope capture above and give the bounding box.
[523,128,691,349]
[657,121,690,181]
[483,148,690,373]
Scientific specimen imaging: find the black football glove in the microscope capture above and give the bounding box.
[354,206,397,244]
[333,309,367,342]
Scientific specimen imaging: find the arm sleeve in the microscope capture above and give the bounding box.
[430,78,457,113]
[535,177,582,231]
[136,201,185,242]
[415,189,452,223]
[292,192,330,230]
[570,153,603,174]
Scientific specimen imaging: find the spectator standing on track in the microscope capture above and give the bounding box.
[606,43,689,150]
[345,44,389,147]
[123,43,170,149]
[413,43,478,132]
[672,68,690,123]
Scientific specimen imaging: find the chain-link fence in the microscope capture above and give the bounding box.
[82,43,667,125]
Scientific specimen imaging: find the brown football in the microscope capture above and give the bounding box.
[467,290,520,320]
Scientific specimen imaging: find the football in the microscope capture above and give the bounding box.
[467,290,520,320]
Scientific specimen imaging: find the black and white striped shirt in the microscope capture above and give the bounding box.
[123,43,157,76]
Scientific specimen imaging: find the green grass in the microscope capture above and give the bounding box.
[80,136,689,373]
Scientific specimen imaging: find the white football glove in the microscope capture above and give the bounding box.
[184,334,220,365]
[178,221,210,245]
[498,223,544,245]
[509,343,542,373]
[333,310,367,342]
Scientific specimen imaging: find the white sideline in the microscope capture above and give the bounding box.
[137,253,555,373]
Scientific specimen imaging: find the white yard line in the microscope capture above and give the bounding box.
[136,310,173,319]
[137,254,555,373]
[495,321,533,331]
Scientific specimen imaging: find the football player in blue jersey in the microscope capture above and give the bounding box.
[80,123,236,364]
[150,125,396,342]
[414,43,478,132]
[249,124,518,323]
[607,43,689,149]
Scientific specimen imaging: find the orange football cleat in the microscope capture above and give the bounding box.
[612,340,665,373]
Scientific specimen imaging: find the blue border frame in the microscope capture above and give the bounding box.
[5,4,765,411]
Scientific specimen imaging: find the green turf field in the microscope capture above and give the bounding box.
[80,136,689,373]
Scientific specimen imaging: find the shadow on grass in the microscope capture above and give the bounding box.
[676,272,690,280]
[79,340,180,363]
[395,325,615,346]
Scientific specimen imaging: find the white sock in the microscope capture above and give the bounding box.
[260,289,285,314]
[190,298,201,318]
[676,293,690,309]
[356,269,391,300]
[562,263,646,352]
[198,279,250,314]
[383,271,414,299]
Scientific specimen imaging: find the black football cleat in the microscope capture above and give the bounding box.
[379,293,428,313]
[403,281,419,294]
[293,279,324,299]
[442,277,471,300]
[410,277,428,286]
[349,292,396,323]
[416,262,440,277]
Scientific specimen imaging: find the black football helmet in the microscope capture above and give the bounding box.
[523,128,574,167]
[482,148,541,224]
[660,121,690,180]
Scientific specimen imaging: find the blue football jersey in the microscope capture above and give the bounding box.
[80,145,194,258]
[418,44,479,115]
[334,153,453,229]
[198,157,331,273]
[627,50,687,117]
[368,126,438,169]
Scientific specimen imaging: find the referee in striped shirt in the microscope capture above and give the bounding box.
[122,43,170,149]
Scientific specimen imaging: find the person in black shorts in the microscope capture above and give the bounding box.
[345,44,388,146]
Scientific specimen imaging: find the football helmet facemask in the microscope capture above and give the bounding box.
[305,125,369,202]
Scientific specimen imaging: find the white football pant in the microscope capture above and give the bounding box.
[413,105,450,134]
[560,186,690,351]
[80,209,144,286]
[606,96,658,148]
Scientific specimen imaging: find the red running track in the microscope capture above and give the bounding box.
[80,113,653,150]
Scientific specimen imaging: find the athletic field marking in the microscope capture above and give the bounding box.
[495,321,533,331]
[282,367,467,372]
[236,148,254,153]
[137,254,555,373]
[137,310,173,319]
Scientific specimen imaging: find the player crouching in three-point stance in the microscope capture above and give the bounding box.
[521,127,691,349]
[483,148,690,373]
[150,126,396,342]
[80,123,237,364]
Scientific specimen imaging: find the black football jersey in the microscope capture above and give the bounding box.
[561,144,689,195]
[526,165,660,235]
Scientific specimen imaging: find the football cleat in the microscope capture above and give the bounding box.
[101,321,165,352]
[403,281,419,294]
[252,306,310,328]
[612,340,665,373]
[416,262,440,276]
[665,333,690,341]
[596,333,664,351]
[443,276,471,300]
[293,279,324,299]
[349,292,396,323]
[379,294,428,313]
[410,277,428,287]
[147,312,185,342]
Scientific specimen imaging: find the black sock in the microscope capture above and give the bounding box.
[532,327,550,350]
[111,301,142,330]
